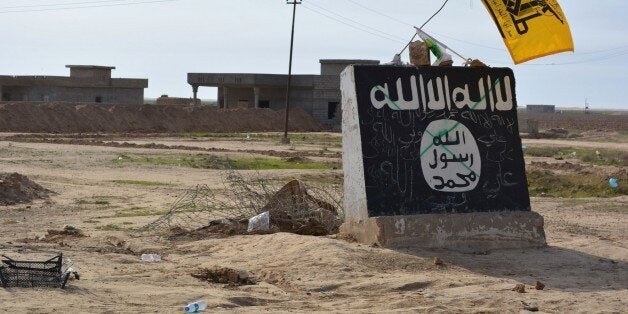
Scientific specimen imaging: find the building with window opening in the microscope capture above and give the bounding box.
[187,59,380,130]
[0,65,148,105]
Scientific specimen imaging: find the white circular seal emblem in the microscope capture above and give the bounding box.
[420,119,481,192]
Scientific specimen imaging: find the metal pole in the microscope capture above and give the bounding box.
[282,0,301,144]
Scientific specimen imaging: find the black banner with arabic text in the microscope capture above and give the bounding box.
[352,65,530,216]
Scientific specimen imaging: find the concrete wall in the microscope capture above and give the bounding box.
[69,68,112,80]
[155,96,200,105]
[219,86,315,114]
[340,212,547,252]
[320,60,380,76]
[188,60,380,130]
[340,66,368,225]
[188,73,317,89]
[0,76,146,89]
[312,75,342,129]
[1,86,144,104]
[0,67,147,105]
[221,87,255,108]
[339,65,547,251]
[216,82,341,129]
[321,63,352,76]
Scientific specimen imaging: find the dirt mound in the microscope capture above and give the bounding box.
[262,180,341,236]
[518,112,628,133]
[538,128,581,139]
[0,102,322,133]
[167,219,249,240]
[283,156,313,163]
[191,266,257,286]
[529,161,628,178]
[20,225,88,246]
[155,96,200,106]
[529,161,587,173]
[48,225,84,236]
[0,173,51,205]
[200,155,232,170]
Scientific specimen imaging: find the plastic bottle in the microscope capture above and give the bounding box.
[140,254,162,262]
[247,211,270,233]
[609,178,618,188]
[184,301,207,313]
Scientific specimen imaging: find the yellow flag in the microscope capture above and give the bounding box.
[482,0,574,64]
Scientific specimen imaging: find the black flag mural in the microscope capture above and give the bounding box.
[344,65,530,217]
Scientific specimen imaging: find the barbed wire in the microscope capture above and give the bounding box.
[142,169,344,236]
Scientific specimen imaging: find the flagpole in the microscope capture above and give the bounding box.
[415,27,469,62]
[399,0,450,55]
[282,0,302,144]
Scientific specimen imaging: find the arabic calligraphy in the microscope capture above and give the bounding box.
[351,65,531,215]
[370,74,513,112]
[429,149,473,170]
[420,119,481,192]
[503,0,565,35]
[433,171,478,190]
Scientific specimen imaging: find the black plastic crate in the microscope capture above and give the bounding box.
[0,254,69,288]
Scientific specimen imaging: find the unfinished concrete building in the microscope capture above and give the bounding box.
[187,59,380,129]
[526,104,556,113]
[0,65,148,105]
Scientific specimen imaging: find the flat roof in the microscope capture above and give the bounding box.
[319,59,380,64]
[0,75,147,88]
[65,65,116,70]
[187,73,317,87]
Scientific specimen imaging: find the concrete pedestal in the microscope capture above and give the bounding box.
[340,65,546,253]
[340,211,546,252]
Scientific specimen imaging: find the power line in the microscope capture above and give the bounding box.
[308,1,628,66]
[0,0,179,14]
[429,32,505,51]
[343,0,509,52]
[0,0,130,10]
[306,1,408,42]
[306,0,474,61]
[486,48,628,66]
[344,0,507,52]
[301,5,405,44]
[527,49,628,65]
[398,0,450,55]
[344,0,412,27]
[418,0,450,30]
[576,45,628,55]
[342,0,628,56]
[307,0,448,49]
[8,0,626,67]
[302,4,405,43]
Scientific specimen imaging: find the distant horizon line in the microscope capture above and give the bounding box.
[142,97,627,111]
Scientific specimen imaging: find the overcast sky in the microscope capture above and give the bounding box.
[1,0,627,109]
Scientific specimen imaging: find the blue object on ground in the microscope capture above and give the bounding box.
[609,178,618,188]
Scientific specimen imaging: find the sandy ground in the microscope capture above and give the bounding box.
[0,135,626,313]
[523,138,628,151]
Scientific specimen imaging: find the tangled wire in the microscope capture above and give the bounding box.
[142,170,343,236]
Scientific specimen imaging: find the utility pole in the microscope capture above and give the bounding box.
[282,0,302,144]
